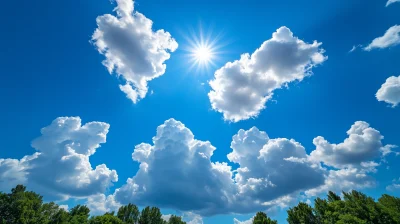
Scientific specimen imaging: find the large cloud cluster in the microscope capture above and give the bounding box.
[208,26,327,122]
[92,0,178,103]
[109,119,394,216]
[0,117,117,200]
[112,119,323,215]
[114,119,237,215]
[0,117,395,217]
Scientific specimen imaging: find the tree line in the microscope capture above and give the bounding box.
[1,185,400,223]
[253,190,400,224]
[0,185,185,224]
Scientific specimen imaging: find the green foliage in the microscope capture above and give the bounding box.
[139,206,165,224]
[168,215,186,224]
[117,203,139,224]
[2,185,400,224]
[287,202,316,224]
[69,205,90,224]
[378,194,400,223]
[285,190,399,224]
[89,214,123,224]
[253,211,277,224]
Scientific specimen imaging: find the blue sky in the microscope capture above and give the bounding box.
[1,0,400,223]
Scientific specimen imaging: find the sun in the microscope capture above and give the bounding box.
[181,24,226,72]
[194,45,213,63]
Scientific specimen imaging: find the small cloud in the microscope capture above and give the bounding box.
[376,75,400,107]
[364,25,400,51]
[59,205,69,211]
[349,45,362,53]
[386,0,400,7]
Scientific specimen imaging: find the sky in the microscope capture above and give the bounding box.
[0,0,400,223]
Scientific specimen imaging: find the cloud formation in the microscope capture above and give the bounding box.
[1,118,394,217]
[234,217,253,224]
[0,117,117,200]
[114,118,237,215]
[112,119,325,215]
[228,127,325,203]
[376,75,400,107]
[0,154,38,192]
[310,121,387,168]
[208,26,327,122]
[307,121,394,196]
[87,194,121,215]
[92,0,178,103]
[386,0,400,7]
[364,25,400,51]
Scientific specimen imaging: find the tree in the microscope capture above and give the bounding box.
[168,215,186,224]
[378,194,400,223]
[5,185,47,223]
[287,202,316,224]
[139,206,165,224]
[117,203,140,224]
[89,214,123,224]
[253,212,277,224]
[69,205,90,224]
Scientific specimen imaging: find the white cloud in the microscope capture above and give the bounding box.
[233,217,253,224]
[0,117,118,201]
[376,75,400,107]
[92,0,178,103]
[161,214,172,222]
[2,118,394,217]
[112,119,325,215]
[0,154,38,192]
[87,194,121,215]
[307,121,394,197]
[59,205,69,211]
[364,25,400,51]
[229,127,325,203]
[208,26,327,122]
[386,0,400,7]
[310,121,389,169]
[306,168,376,197]
[114,118,237,215]
[183,212,204,224]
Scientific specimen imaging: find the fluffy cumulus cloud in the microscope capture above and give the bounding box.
[87,194,121,215]
[92,0,178,103]
[307,121,395,196]
[386,0,400,6]
[114,118,237,215]
[228,127,325,203]
[2,118,394,216]
[364,25,400,51]
[110,119,396,215]
[208,26,327,122]
[0,117,118,200]
[310,121,387,168]
[376,75,400,107]
[0,154,38,192]
[112,119,325,215]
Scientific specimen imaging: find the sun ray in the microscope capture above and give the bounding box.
[180,23,228,74]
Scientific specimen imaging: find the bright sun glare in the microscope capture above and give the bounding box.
[194,45,212,63]
[183,25,225,72]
